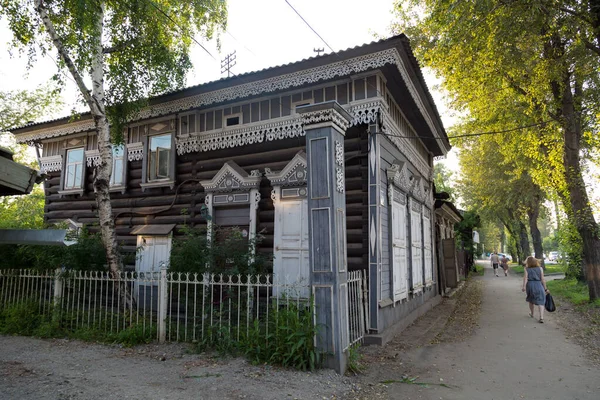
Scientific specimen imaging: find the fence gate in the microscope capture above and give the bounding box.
[345,269,368,350]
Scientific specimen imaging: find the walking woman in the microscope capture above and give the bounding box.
[500,254,509,276]
[521,256,549,323]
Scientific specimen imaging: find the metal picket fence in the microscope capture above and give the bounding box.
[0,268,368,350]
[0,269,311,343]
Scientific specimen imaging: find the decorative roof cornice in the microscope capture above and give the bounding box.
[200,160,261,193]
[15,46,445,147]
[265,151,307,187]
[17,120,95,144]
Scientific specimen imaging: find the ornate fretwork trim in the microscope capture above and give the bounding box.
[136,48,401,121]
[17,47,444,148]
[336,168,345,193]
[200,160,261,193]
[387,161,411,193]
[335,141,344,166]
[15,120,95,144]
[85,149,101,167]
[40,155,62,173]
[176,117,305,156]
[349,100,385,126]
[127,142,143,162]
[265,151,307,187]
[301,108,350,134]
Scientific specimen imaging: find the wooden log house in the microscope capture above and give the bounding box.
[11,35,451,339]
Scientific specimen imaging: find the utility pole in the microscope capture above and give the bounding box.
[313,48,324,56]
[221,51,237,77]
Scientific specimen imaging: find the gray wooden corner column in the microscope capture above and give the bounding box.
[297,101,351,374]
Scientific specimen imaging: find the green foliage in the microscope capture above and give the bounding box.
[346,343,364,375]
[0,226,127,271]
[0,0,227,138]
[433,162,455,201]
[556,221,584,280]
[242,301,320,371]
[0,299,48,335]
[455,210,480,255]
[0,299,156,346]
[169,226,270,275]
[0,184,45,229]
[0,85,62,134]
[547,279,600,307]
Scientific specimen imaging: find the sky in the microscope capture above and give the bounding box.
[0,0,459,169]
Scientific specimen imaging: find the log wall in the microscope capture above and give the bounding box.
[43,125,369,271]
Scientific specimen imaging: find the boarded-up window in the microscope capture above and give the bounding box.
[367,75,378,98]
[325,86,336,101]
[281,96,291,117]
[314,88,323,103]
[251,102,260,123]
[337,84,348,105]
[271,98,281,119]
[354,79,365,100]
[260,100,270,121]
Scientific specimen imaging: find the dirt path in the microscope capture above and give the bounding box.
[2,263,599,399]
[353,263,599,400]
[0,337,357,399]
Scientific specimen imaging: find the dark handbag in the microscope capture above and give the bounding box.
[545,292,556,312]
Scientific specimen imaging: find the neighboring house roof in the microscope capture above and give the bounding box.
[0,229,75,246]
[0,146,42,196]
[9,34,450,155]
[434,199,463,223]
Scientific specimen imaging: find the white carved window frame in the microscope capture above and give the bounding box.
[200,161,262,261]
[141,129,176,191]
[387,162,412,303]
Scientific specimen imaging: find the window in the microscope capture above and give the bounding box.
[148,134,171,181]
[226,115,241,126]
[64,148,84,190]
[110,145,125,187]
[179,113,197,135]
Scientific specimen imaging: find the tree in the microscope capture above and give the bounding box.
[393,0,600,300]
[433,162,456,201]
[1,85,61,167]
[1,0,227,304]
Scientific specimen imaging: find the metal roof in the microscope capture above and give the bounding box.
[130,224,176,236]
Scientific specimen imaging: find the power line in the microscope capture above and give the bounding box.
[376,120,554,142]
[284,1,336,54]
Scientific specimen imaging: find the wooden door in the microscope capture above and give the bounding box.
[391,196,408,301]
[443,238,458,288]
[273,198,309,298]
[136,236,171,285]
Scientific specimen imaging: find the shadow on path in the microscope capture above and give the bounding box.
[355,261,599,400]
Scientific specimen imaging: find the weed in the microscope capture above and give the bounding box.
[346,343,364,375]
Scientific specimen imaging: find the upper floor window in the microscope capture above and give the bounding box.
[64,148,84,190]
[110,145,125,187]
[148,134,171,181]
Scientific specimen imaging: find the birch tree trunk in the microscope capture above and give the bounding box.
[34,0,134,308]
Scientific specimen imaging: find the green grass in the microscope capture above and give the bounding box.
[511,264,565,275]
[474,264,484,276]
[547,279,600,307]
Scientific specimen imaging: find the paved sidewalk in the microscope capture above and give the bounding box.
[383,262,599,400]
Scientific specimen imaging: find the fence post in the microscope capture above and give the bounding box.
[53,268,63,307]
[158,266,168,343]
